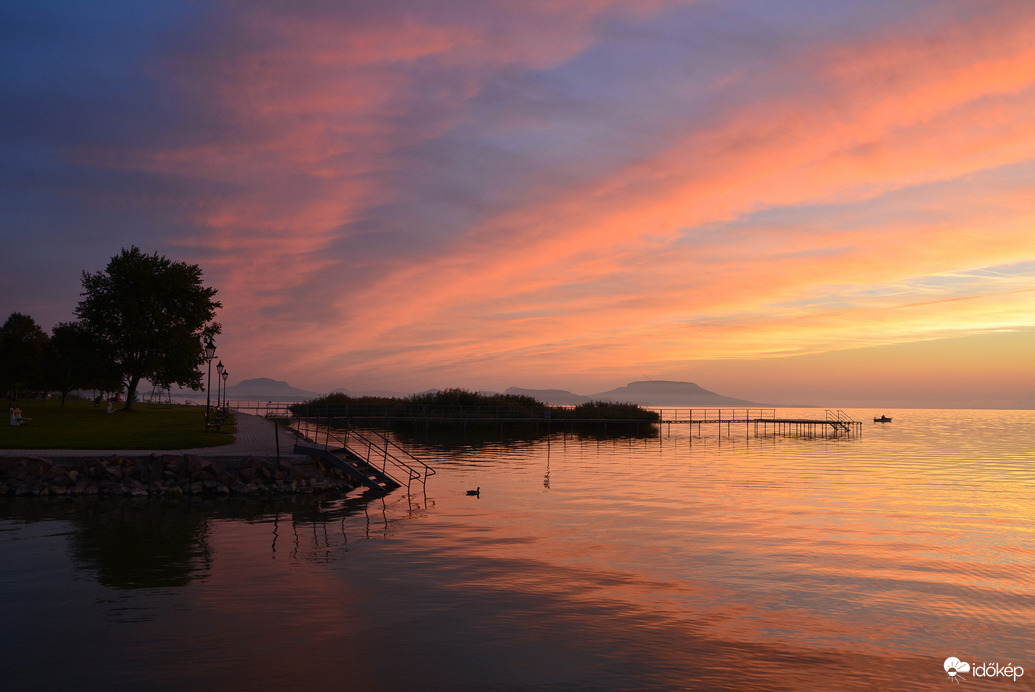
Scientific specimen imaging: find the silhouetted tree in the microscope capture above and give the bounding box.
[47,321,121,406]
[76,247,221,411]
[0,312,50,400]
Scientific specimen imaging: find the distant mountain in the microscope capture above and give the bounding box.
[504,387,591,405]
[225,378,321,401]
[212,378,761,405]
[588,380,761,406]
[330,387,412,399]
[506,381,762,407]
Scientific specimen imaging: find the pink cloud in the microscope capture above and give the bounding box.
[303,9,1035,389]
[57,1,1035,395]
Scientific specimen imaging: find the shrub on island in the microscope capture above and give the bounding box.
[291,388,658,421]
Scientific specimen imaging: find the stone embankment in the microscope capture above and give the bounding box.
[0,454,355,497]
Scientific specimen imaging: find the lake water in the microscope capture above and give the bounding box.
[2,408,1033,691]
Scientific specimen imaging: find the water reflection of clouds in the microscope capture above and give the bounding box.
[4,412,1034,689]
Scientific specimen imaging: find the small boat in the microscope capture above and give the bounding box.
[873,415,893,423]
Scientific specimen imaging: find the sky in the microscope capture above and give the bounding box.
[2,0,1035,408]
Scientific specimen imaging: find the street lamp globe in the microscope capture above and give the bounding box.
[204,339,217,427]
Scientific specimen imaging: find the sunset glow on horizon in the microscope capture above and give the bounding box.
[3,1,1035,407]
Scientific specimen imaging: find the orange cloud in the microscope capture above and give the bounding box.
[83,2,1035,396]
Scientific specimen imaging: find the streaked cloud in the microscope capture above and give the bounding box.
[2,0,1034,403]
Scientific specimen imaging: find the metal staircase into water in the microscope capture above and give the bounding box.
[825,409,856,433]
[295,444,401,491]
[293,419,435,492]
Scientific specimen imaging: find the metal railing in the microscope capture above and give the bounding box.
[225,400,300,417]
[654,408,777,422]
[825,409,857,430]
[294,415,436,487]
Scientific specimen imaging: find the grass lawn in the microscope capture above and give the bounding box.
[1,400,236,450]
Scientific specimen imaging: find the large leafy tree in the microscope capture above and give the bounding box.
[47,321,122,406]
[76,247,221,411]
[0,312,50,400]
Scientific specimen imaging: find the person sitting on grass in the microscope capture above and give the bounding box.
[9,407,31,426]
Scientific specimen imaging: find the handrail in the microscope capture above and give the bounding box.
[824,409,855,422]
[825,409,858,431]
[226,400,298,417]
[348,421,436,485]
[293,415,435,487]
[654,408,777,421]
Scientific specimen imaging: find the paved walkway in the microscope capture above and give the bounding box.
[0,411,307,458]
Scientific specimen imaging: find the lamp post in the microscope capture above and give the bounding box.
[221,369,229,413]
[216,360,224,410]
[204,338,216,427]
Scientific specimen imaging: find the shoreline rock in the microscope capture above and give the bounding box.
[0,454,355,498]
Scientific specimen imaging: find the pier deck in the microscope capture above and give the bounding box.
[267,403,863,440]
[654,409,862,438]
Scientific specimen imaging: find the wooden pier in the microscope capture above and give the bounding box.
[275,403,863,441]
[655,408,862,438]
